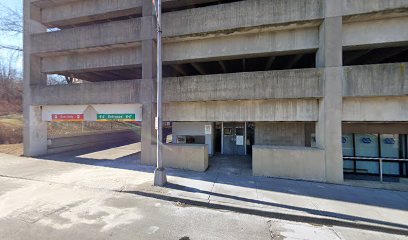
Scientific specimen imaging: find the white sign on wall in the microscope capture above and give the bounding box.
[236,136,244,146]
[204,125,212,135]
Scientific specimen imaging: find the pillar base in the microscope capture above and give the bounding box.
[154,167,167,186]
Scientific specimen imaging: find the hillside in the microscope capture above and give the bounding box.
[0,113,23,144]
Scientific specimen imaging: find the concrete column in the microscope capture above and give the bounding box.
[140,0,157,165]
[315,0,344,183]
[23,2,48,156]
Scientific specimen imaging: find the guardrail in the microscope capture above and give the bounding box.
[343,156,408,182]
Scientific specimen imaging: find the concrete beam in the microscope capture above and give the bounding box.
[343,123,408,134]
[285,54,303,69]
[170,65,188,76]
[31,18,149,55]
[162,0,322,38]
[265,56,276,71]
[41,47,142,73]
[343,50,371,65]
[343,16,408,49]
[343,63,408,97]
[364,47,408,64]
[218,61,227,73]
[41,0,142,28]
[31,80,141,105]
[163,27,319,63]
[164,99,319,122]
[343,97,408,122]
[162,0,219,9]
[30,0,80,9]
[191,63,206,75]
[164,69,323,102]
[343,0,408,17]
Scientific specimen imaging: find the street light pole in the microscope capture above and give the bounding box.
[153,0,167,186]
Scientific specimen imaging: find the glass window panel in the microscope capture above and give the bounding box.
[380,134,400,175]
[380,134,399,158]
[342,134,354,157]
[236,127,244,136]
[343,160,354,172]
[355,134,379,174]
[382,162,399,175]
[355,134,379,157]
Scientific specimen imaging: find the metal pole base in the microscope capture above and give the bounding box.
[153,167,167,186]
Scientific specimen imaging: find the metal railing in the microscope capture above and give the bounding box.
[343,156,408,182]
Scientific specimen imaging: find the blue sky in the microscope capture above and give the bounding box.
[2,0,21,8]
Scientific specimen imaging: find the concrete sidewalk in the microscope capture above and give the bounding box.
[0,147,408,238]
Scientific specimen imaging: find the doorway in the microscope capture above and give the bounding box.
[223,122,245,155]
[215,122,254,155]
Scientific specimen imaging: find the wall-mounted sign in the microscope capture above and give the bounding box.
[236,135,244,146]
[97,114,136,122]
[52,114,84,122]
[177,135,186,144]
[42,104,142,122]
[361,138,372,144]
[224,127,233,136]
[204,125,212,135]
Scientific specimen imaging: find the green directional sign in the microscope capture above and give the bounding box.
[97,114,136,122]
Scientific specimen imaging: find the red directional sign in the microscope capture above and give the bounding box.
[51,114,84,122]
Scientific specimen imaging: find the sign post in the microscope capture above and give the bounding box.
[153,0,167,186]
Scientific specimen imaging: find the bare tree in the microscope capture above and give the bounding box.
[0,3,23,52]
[0,54,22,102]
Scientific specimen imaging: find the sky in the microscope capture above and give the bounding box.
[0,0,23,71]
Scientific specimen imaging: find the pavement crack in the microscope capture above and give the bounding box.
[266,220,274,240]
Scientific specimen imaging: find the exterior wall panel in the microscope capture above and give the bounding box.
[164,70,323,102]
[343,63,408,97]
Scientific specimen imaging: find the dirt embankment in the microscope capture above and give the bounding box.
[0,114,23,144]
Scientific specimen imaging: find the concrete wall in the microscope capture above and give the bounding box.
[172,122,214,155]
[164,69,322,102]
[41,47,142,73]
[162,0,323,38]
[343,97,408,121]
[253,145,326,182]
[164,99,319,122]
[47,130,139,154]
[163,144,209,172]
[343,0,408,16]
[163,27,319,63]
[31,18,144,55]
[31,80,141,105]
[41,0,142,28]
[343,63,408,97]
[343,16,408,49]
[254,122,307,146]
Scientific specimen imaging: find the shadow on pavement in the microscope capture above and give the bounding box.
[39,144,408,213]
[122,188,408,236]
